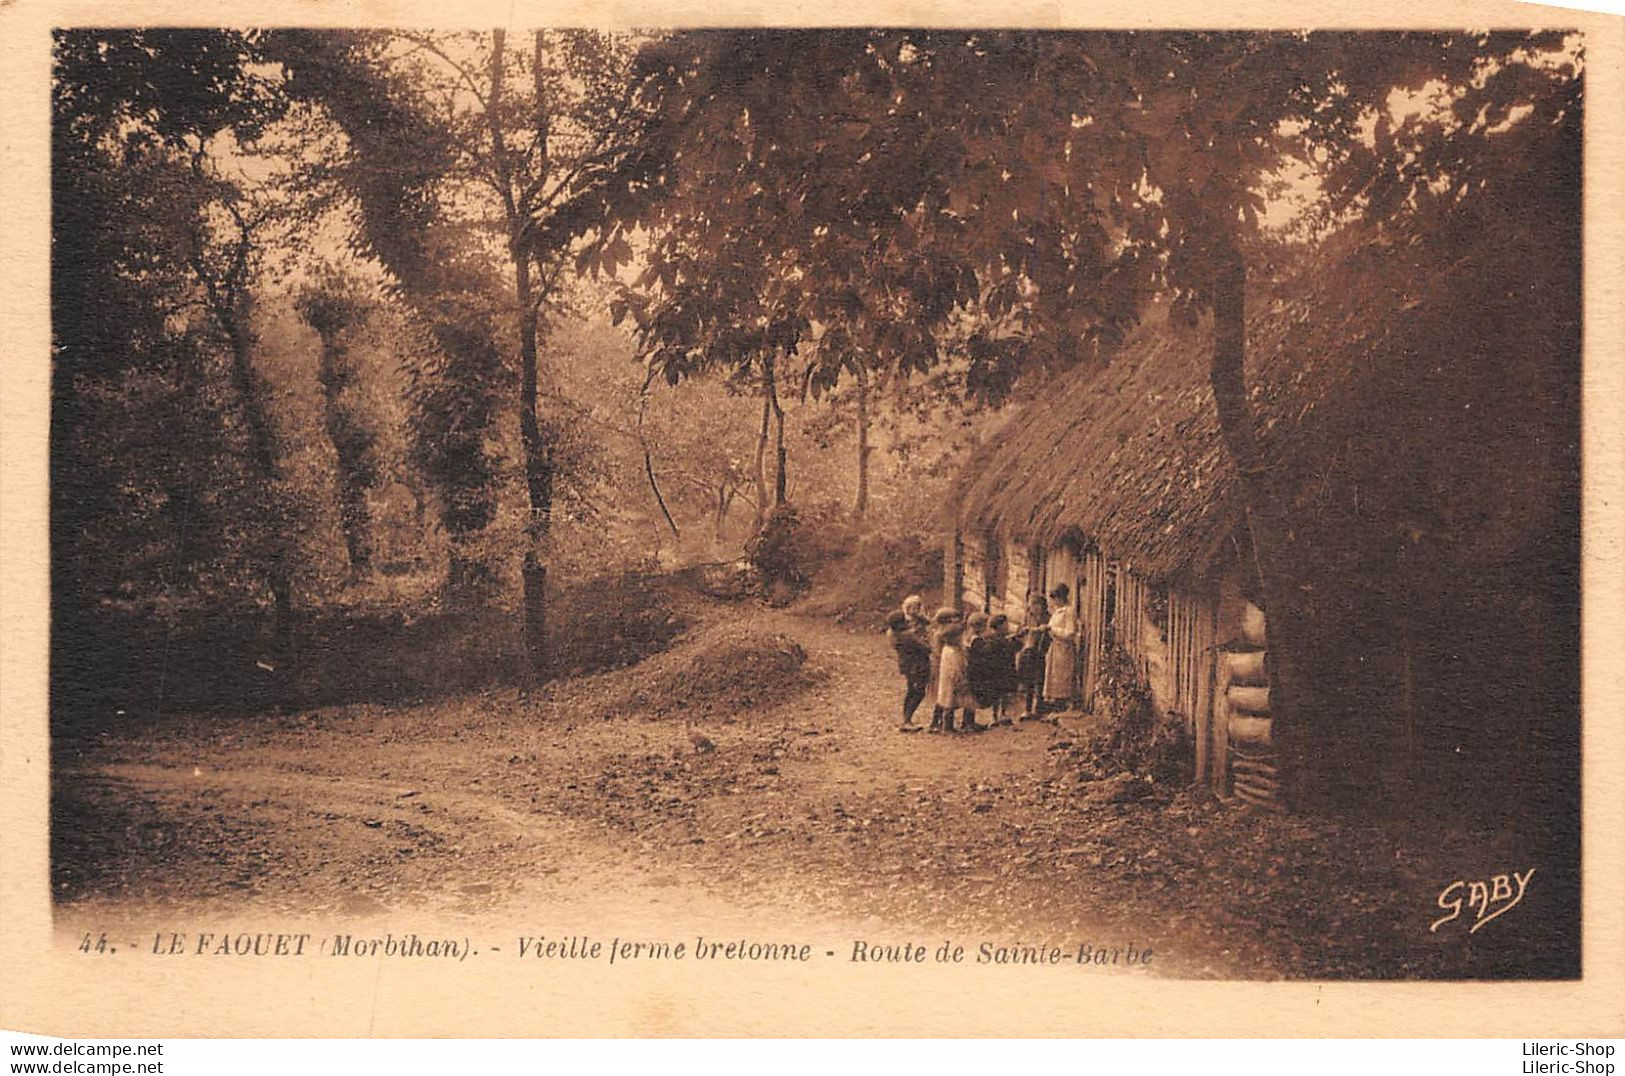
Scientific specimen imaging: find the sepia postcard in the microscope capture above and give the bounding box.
[2,0,1622,1040]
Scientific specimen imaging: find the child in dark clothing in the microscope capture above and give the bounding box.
[987,613,1021,725]
[886,611,931,733]
[1014,626,1045,721]
[964,612,996,733]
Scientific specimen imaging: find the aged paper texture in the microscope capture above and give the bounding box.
[3,0,1622,1038]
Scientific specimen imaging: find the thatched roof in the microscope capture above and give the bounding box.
[955,206,1578,588]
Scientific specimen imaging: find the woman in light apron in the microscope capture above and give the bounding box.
[1042,583,1078,712]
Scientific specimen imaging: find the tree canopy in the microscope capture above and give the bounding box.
[49,28,1581,753]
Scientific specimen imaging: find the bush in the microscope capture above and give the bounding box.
[50,569,686,728]
[801,532,944,631]
[1067,643,1193,787]
[745,502,854,605]
[672,559,760,601]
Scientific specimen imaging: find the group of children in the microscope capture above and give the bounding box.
[885,593,1056,734]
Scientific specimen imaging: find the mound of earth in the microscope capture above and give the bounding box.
[600,624,821,720]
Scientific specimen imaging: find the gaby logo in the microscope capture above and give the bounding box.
[1429,867,1536,934]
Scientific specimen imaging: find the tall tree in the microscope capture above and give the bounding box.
[469,28,646,675]
[613,206,809,524]
[604,33,988,529]
[178,141,299,651]
[269,29,650,679]
[269,30,508,597]
[294,266,381,577]
[52,30,303,658]
[277,29,654,677]
[851,361,872,519]
[539,314,761,549]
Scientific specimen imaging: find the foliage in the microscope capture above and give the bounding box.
[266,33,501,588]
[49,565,690,727]
[1066,644,1194,787]
[801,533,944,630]
[743,501,861,605]
[53,29,284,148]
[51,28,1581,780]
[597,30,1580,806]
[542,314,893,565]
[542,316,759,558]
[743,504,806,603]
[543,571,689,678]
[294,266,384,573]
[274,30,661,679]
[642,378,762,545]
[607,30,1577,389]
[51,30,301,627]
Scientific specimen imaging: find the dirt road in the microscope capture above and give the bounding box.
[54,594,1550,981]
[52,598,1250,976]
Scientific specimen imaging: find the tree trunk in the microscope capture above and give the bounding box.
[334,474,372,577]
[774,407,788,506]
[766,352,788,505]
[853,360,871,519]
[520,556,546,682]
[274,38,504,608]
[161,346,209,576]
[1206,230,1315,811]
[424,323,503,605]
[753,377,771,529]
[645,447,680,537]
[190,224,294,665]
[222,311,294,662]
[313,324,374,578]
[514,270,553,685]
[636,369,679,538]
[715,484,733,543]
[493,28,554,682]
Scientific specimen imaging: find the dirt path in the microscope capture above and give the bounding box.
[52,760,917,956]
[54,598,1240,973]
[60,594,1523,981]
